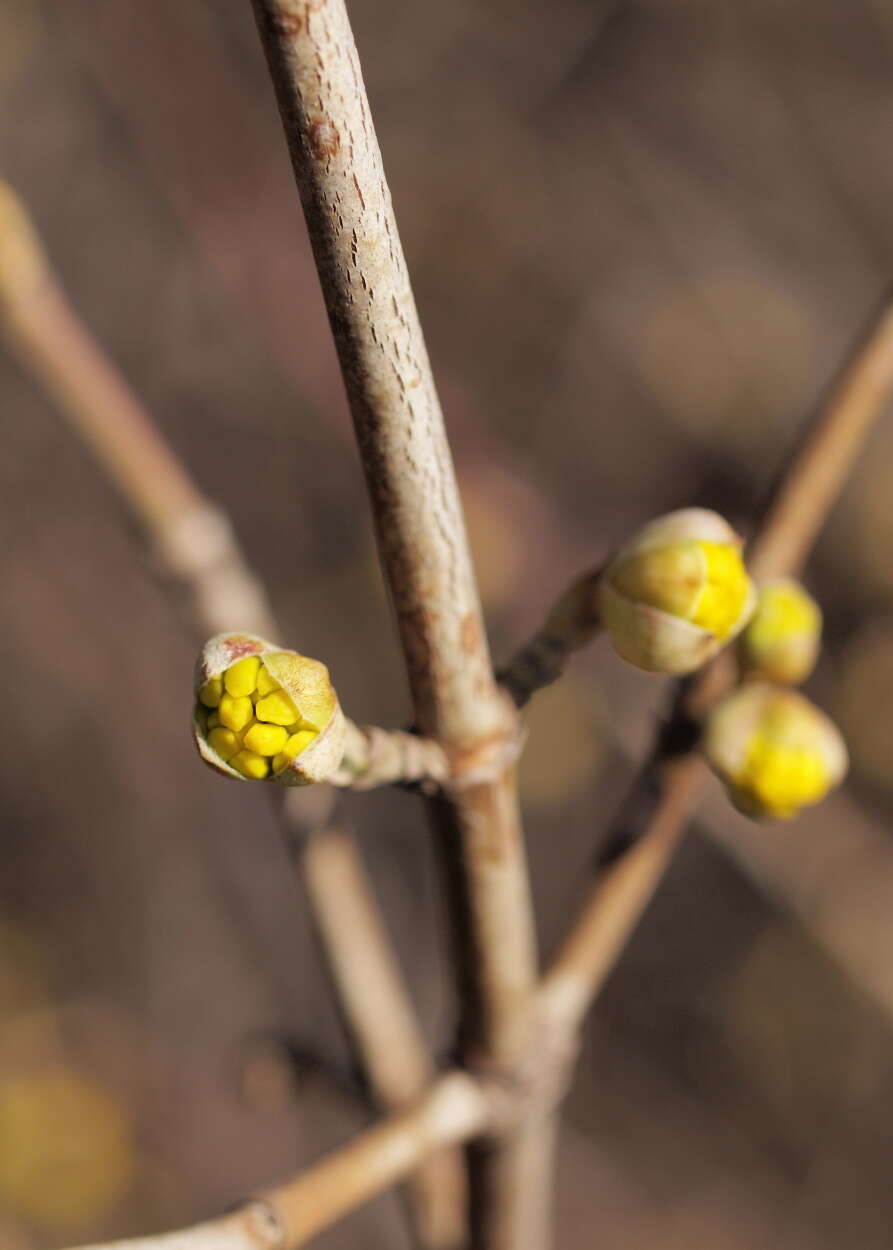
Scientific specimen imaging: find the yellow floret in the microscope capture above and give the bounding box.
[242,722,288,757]
[230,750,270,779]
[733,733,830,819]
[689,542,750,640]
[285,729,317,757]
[207,727,240,762]
[218,693,254,733]
[224,656,261,698]
[198,676,223,708]
[255,690,300,726]
[256,667,279,697]
[610,539,750,641]
[206,711,220,729]
[272,729,318,774]
[745,581,821,652]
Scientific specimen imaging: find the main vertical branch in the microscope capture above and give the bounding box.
[251,0,503,748]
[251,2,541,1245]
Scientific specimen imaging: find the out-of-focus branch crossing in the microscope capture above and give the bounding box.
[3,0,891,1244]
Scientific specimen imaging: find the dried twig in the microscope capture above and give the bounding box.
[499,567,604,708]
[0,183,275,640]
[333,721,449,791]
[250,3,542,1246]
[0,180,458,1247]
[14,3,891,1243]
[538,288,893,1040]
[66,1073,492,1250]
[298,828,467,1247]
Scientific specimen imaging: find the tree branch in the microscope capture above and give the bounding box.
[250,3,542,1245]
[538,287,893,1040]
[0,182,275,640]
[298,828,468,1247]
[65,1073,492,1250]
[332,720,449,790]
[0,181,457,1248]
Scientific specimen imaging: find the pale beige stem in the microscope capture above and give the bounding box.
[748,287,893,583]
[0,183,275,640]
[1,182,458,1245]
[66,1074,491,1250]
[537,757,703,1037]
[300,828,468,1246]
[539,290,893,1040]
[250,3,541,1245]
[333,720,449,791]
[500,568,603,708]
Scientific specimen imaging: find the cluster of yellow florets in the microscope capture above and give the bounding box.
[703,578,846,821]
[599,509,757,674]
[705,682,847,821]
[598,508,846,821]
[197,655,318,779]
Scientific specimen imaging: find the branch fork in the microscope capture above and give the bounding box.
[5,0,892,1245]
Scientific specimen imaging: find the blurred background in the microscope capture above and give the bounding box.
[2,0,893,1246]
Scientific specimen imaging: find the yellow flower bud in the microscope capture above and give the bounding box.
[739,579,822,685]
[599,508,756,674]
[193,633,345,786]
[704,683,848,820]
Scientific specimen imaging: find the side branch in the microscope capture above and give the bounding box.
[748,287,893,582]
[298,829,468,1247]
[499,568,603,707]
[65,1073,492,1250]
[0,182,461,1247]
[333,720,449,790]
[0,183,275,640]
[538,288,893,1039]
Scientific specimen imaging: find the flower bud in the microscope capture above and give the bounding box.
[704,682,847,820]
[599,508,756,674]
[194,633,345,786]
[739,579,822,685]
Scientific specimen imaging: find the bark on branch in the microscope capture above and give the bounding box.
[250,3,542,1244]
[0,180,459,1248]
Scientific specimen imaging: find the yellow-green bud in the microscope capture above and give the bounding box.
[704,682,848,820]
[739,579,822,685]
[599,508,756,674]
[193,633,345,786]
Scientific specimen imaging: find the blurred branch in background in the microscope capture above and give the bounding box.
[69,1073,492,1250]
[0,179,466,1250]
[1,2,890,1250]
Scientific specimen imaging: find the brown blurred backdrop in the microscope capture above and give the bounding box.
[2,1,893,1247]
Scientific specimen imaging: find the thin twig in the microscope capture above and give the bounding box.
[0,181,459,1247]
[332,720,449,791]
[499,567,603,708]
[250,4,543,1246]
[66,1073,492,1250]
[538,288,893,1039]
[298,827,468,1247]
[0,183,275,640]
[747,288,893,583]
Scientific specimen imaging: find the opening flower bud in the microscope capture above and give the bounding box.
[599,508,756,674]
[739,579,822,685]
[193,633,345,786]
[704,683,848,820]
